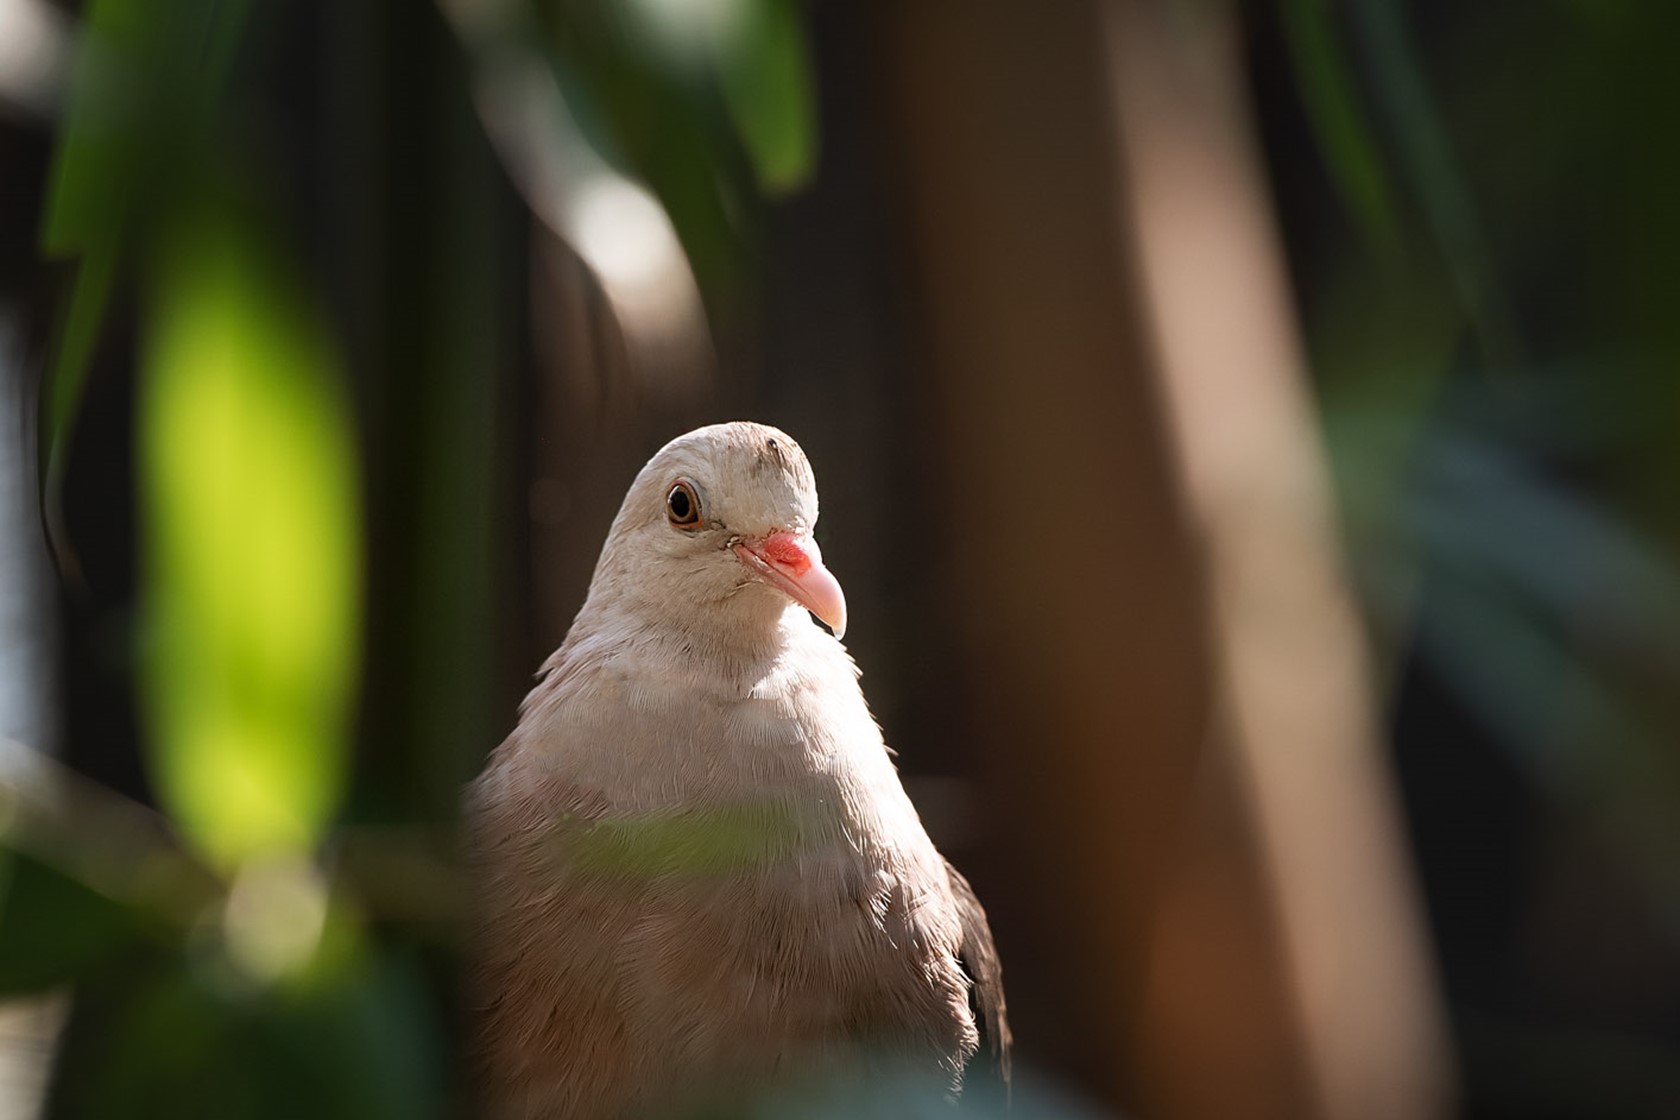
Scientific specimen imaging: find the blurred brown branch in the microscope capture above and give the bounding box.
[0,736,216,930]
[1102,4,1452,1117]
[0,738,462,939]
[881,1,1451,1116]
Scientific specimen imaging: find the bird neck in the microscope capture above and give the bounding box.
[568,585,807,684]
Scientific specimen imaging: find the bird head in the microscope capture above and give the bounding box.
[587,422,848,642]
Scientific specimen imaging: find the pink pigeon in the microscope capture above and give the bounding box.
[467,422,1009,1119]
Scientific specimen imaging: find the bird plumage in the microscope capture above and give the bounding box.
[467,422,1008,1119]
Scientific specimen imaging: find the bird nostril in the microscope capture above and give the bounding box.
[760,534,812,575]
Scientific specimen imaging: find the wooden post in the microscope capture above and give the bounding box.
[878,2,1451,1116]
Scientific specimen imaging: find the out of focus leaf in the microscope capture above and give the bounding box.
[70,949,447,1120]
[1345,0,1520,367]
[718,0,817,196]
[43,0,253,254]
[39,0,155,573]
[1279,0,1399,248]
[264,952,449,1119]
[0,850,139,994]
[72,965,233,1120]
[138,202,361,871]
[1350,422,1680,928]
[38,0,255,569]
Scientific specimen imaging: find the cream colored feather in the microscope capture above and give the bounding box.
[467,422,1008,1119]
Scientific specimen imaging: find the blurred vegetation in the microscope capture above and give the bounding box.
[1280,0,1680,914]
[1260,0,1680,1111]
[3,0,1680,1116]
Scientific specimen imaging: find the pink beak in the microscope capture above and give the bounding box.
[733,532,848,640]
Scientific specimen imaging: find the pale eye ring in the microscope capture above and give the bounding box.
[666,480,701,527]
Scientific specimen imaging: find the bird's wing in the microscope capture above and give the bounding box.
[466,756,645,1118]
[946,861,1012,1083]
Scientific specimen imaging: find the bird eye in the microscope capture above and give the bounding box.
[666,480,701,527]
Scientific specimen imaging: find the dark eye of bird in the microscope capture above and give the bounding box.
[667,481,699,526]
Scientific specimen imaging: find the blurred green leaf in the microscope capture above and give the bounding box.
[265,951,449,1120]
[73,964,234,1119]
[69,948,447,1120]
[38,0,154,573]
[43,0,253,254]
[138,201,362,871]
[0,850,139,995]
[1279,0,1399,248]
[39,244,116,585]
[38,0,256,568]
[536,0,818,295]
[42,0,150,258]
[563,800,804,879]
[1345,0,1521,368]
[718,0,818,196]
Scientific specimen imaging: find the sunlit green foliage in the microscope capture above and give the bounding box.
[139,202,361,870]
[718,0,819,195]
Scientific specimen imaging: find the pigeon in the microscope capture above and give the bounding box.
[467,421,1009,1119]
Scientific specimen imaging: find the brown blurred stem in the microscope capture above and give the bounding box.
[0,736,217,930]
[880,1,1452,1116]
[0,738,461,938]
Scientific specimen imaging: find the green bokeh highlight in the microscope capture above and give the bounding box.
[138,207,362,871]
